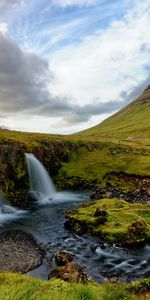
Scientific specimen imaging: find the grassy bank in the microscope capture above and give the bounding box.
[0,272,150,300]
[0,128,150,203]
[66,198,150,244]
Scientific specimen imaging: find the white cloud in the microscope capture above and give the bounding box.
[0,22,8,34]
[53,0,98,7]
[49,1,150,106]
[0,0,19,9]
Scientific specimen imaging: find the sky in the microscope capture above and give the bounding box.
[0,0,150,134]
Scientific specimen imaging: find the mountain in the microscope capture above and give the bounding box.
[77,85,150,141]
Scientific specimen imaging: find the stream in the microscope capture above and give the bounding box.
[0,195,150,283]
[0,153,150,282]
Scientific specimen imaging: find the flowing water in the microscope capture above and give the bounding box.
[1,200,150,282]
[0,195,26,226]
[0,154,149,282]
[25,153,56,204]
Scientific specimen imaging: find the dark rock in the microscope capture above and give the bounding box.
[65,219,86,235]
[0,230,43,273]
[48,262,88,282]
[93,208,108,218]
[94,216,107,225]
[122,219,147,247]
[55,251,74,266]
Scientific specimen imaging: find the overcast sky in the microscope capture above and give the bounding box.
[0,0,150,134]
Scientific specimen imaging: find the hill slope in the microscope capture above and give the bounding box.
[78,86,150,141]
[0,86,150,203]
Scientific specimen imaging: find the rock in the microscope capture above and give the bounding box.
[147,189,150,196]
[93,208,108,218]
[0,205,16,214]
[111,150,118,155]
[123,219,147,246]
[105,191,112,198]
[0,230,43,273]
[94,216,107,225]
[48,262,88,283]
[65,219,86,235]
[55,251,74,266]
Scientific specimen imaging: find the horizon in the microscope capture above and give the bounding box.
[0,0,150,134]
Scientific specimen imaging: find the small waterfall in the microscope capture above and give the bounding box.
[25,153,56,203]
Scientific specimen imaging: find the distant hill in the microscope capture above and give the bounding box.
[77,85,150,140]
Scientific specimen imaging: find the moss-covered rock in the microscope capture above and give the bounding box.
[48,262,88,283]
[65,198,150,245]
[123,219,148,246]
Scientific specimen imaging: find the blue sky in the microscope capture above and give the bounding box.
[0,0,150,133]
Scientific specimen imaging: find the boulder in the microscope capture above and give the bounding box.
[0,230,43,273]
[48,262,88,283]
[55,251,74,266]
[0,205,16,214]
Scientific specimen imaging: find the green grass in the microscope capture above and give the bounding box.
[0,272,149,300]
[77,87,150,145]
[59,143,150,188]
[0,87,150,199]
[66,198,150,244]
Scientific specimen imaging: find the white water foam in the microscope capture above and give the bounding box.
[0,196,26,226]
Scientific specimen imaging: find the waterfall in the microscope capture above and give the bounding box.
[25,153,89,206]
[25,153,56,203]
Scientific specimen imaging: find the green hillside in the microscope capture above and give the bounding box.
[78,86,150,143]
[0,86,150,200]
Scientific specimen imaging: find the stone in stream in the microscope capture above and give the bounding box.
[55,251,74,266]
[0,205,17,214]
[0,230,43,273]
[48,261,88,283]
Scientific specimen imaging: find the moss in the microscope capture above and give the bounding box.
[66,199,150,245]
[128,278,150,294]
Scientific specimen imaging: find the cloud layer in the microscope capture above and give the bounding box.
[0,33,125,124]
[0,0,19,9]
[0,0,149,133]
[53,0,98,7]
[50,0,150,107]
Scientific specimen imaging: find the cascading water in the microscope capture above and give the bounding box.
[25,153,89,205]
[0,194,25,226]
[25,153,56,203]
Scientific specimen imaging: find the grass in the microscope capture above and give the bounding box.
[0,87,150,200]
[58,143,150,189]
[0,272,149,300]
[77,87,150,144]
[0,127,150,198]
[66,198,150,244]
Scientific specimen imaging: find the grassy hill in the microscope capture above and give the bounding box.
[0,86,150,201]
[77,86,150,145]
[59,86,150,192]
